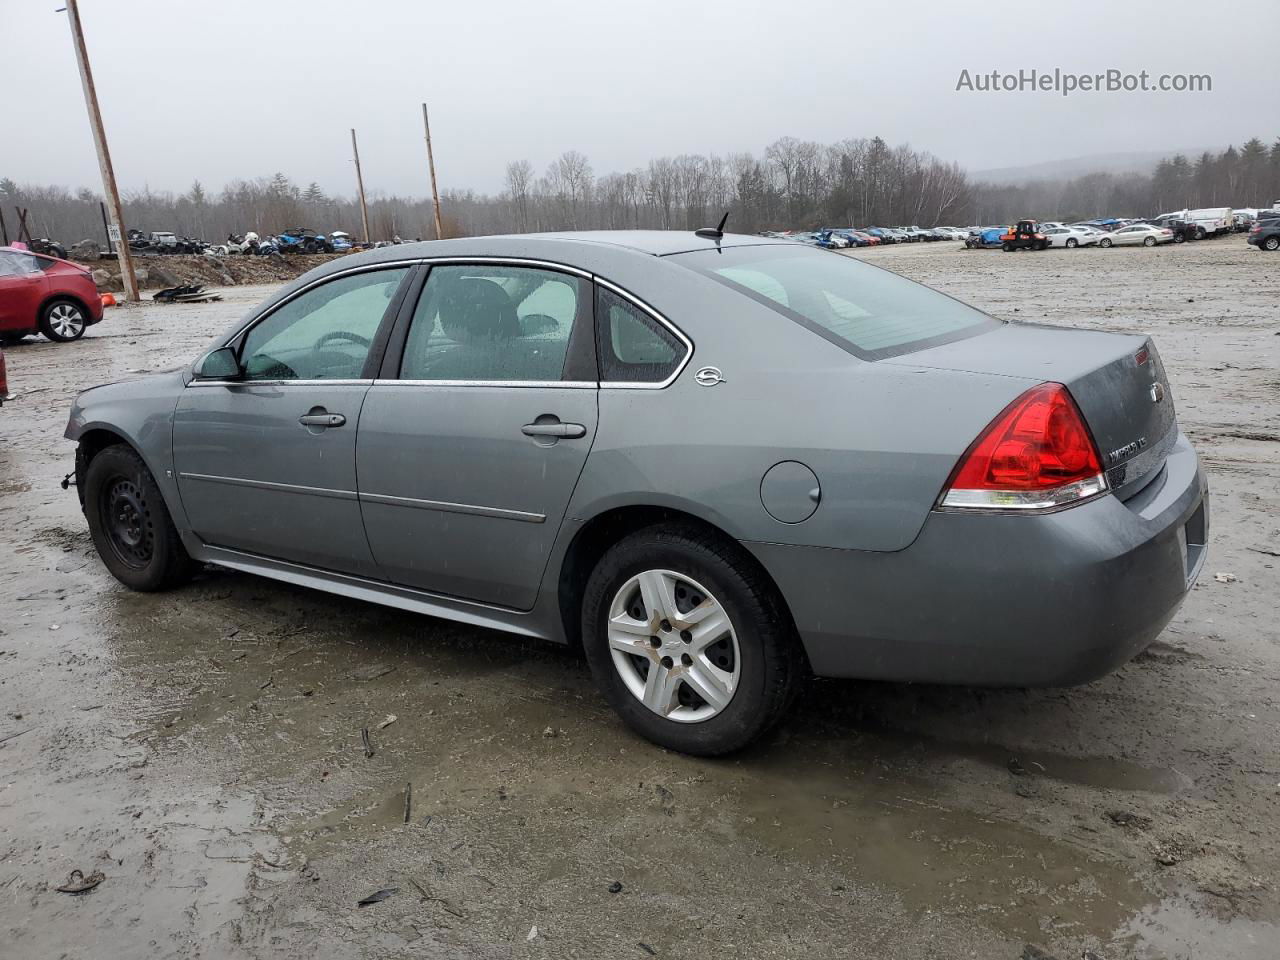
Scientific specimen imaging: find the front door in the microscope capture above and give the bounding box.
[356,262,597,609]
[173,266,412,576]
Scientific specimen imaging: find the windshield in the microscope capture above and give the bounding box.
[672,245,1001,360]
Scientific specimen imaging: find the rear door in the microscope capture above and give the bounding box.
[173,265,413,576]
[356,261,598,609]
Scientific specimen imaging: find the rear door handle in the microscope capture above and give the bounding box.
[299,412,346,428]
[522,421,586,439]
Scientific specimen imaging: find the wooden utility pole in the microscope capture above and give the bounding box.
[64,0,138,301]
[351,128,371,243]
[421,103,444,240]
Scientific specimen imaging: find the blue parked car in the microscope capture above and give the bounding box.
[277,228,333,254]
[965,227,1007,249]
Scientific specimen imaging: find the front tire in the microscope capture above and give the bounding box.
[40,299,87,342]
[84,445,196,591]
[581,524,802,755]
[1099,237,1113,248]
[1143,236,1157,247]
[1065,238,1078,248]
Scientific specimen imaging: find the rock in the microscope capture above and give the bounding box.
[1015,781,1040,799]
[542,726,558,738]
[348,663,395,681]
[608,880,623,894]
[1021,946,1060,960]
[68,239,101,261]
[147,262,183,288]
[91,268,112,289]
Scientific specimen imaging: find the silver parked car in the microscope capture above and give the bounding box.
[66,231,1208,755]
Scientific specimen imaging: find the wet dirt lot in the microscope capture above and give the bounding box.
[1,237,1277,959]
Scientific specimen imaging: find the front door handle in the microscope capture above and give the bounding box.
[299,412,346,428]
[522,421,586,439]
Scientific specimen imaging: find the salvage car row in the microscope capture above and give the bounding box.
[788,203,1280,252]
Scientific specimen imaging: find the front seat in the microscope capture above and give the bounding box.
[438,277,520,343]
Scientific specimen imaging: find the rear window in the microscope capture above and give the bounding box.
[672,245,1000,361]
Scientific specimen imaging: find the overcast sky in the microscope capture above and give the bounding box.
[2,0,1275,198]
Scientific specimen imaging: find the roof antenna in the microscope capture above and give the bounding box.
[695,211,729,240]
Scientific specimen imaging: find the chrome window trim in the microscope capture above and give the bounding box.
[593,276,693,390]
[416,256,593,279]
[194,254,692,392]
[371,379,596,389]
[187,378,374,388]
[220,259,422,345]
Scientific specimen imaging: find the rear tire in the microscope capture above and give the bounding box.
[581,523,802,755]
[1065,238,1078,248]
[84,445,197,591]
[1263,236,1280,252]
[1002,242,1012,252]
[39,299,87,342]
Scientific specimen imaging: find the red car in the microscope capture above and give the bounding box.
[0,246,103,343]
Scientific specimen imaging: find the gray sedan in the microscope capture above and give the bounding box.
[65,231,1208,755]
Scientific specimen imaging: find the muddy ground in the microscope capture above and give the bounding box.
[1,236,1277,959]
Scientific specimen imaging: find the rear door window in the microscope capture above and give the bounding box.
[672,245,1000,361]
[400,264,586,382]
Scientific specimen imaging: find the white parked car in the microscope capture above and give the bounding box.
[1098,224,1175,247]
[1043,226,1101,248]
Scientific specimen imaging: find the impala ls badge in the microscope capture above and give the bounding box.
[694,366,725,387]
[1150,382,1166,403]
[1108,437,1148,464]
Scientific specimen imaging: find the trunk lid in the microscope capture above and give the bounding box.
[885,324,1177,499]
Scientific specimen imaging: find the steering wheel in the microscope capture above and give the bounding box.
[314,330,372,350]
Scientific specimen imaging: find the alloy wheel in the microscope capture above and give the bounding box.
[607,569,740,723]
[48,303,85,339]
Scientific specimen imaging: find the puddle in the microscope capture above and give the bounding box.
[919,736,1193,793]
[1119,894,1279,959]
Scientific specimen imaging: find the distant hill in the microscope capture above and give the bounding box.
[971,149,1209,185]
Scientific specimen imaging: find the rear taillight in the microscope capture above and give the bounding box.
[940,382,1107,511]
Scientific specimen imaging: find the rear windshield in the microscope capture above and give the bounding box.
[674,245,1000,360]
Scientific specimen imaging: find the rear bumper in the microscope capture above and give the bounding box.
[747,433,1208,687]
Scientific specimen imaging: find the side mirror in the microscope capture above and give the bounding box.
[194,346,242,381]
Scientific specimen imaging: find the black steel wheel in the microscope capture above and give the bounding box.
[84,444,196,591]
